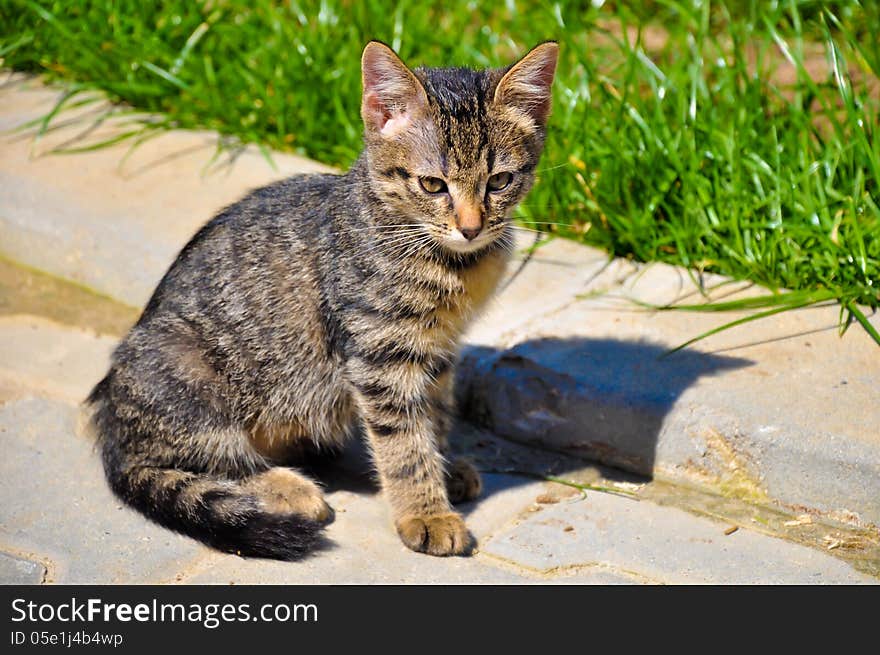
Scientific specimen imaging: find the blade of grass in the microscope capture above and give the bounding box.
[545,475,640,500]
[630,288,838,313]
[482,468,640,500]
[139,60,190,91]
[49,128,152,154]
[661,296,832,357]
[845,302,880,347]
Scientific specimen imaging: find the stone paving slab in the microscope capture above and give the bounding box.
[0,552,46,585]
[0,315,117,404]
[482,491,877,584]
[458,258,880,527]
[0,396,209,583]
[1,387,869,584]
[0,74,332,308]
[465,235,612,347]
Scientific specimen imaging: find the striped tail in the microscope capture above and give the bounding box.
[100,450,326,560]
[87,376,326,560]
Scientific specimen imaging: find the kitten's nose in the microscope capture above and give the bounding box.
[456,202,483,241]
[459,226,482,241]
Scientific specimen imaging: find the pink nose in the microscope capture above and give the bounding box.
[456,203,482,240]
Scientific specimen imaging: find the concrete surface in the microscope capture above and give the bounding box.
[0,315,118,403]
[482,490,871,584]
[0,396,207,584]
[0,553,46,585]
[458,256,880,527]
[0,74,333,308]
[0,317,873,583]
[0,75,878,584]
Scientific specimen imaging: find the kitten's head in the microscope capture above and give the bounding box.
[360,41,558,254]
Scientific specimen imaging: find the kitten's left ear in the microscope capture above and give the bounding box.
[361,41,428,137]
[494,41,559,126]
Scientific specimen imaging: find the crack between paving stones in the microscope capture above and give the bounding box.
[475,550,661,584]
[0,541,58,584]
[153,550,226,584]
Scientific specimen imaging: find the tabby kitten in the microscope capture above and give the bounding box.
[86,40,558,559]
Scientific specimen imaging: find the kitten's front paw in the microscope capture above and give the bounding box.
[446,458,482,504]
[396,512,473,556]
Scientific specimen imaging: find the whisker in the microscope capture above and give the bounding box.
[508,226,547,235]
[353,236,425,260]
[347,224,426,230]
[533,162,571,173]
[511,220,572,227]
[349,232,423,257]
[337,226,426,236]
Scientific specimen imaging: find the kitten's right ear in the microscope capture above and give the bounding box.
[361,41,428,137]
[494,41,559,127]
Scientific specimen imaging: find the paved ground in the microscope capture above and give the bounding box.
[0,315,874,584]
[1,75,878,584]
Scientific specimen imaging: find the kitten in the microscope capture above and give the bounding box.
[85,40,558,559]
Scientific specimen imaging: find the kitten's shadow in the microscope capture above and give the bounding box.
[455,336,752,483]
[298,436,379,495]
[299,336,752,506]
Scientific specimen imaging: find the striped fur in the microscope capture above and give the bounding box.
[85,41,558,559]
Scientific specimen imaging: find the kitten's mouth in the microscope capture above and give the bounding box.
[436,229,493,254]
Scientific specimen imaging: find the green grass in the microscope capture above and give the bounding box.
[1,0,878,345]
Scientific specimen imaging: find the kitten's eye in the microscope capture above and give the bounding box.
[419,177,448,194]
[487,172,513,192]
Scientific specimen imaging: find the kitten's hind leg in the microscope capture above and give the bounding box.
[99,425,332,559]
[429,368,482,504]
[445,459,482,504]
[241,467,334,523]
[103,463,330,560]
